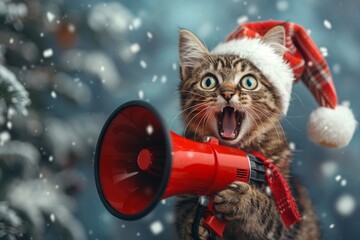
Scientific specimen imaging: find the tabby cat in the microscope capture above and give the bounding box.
[175,27,320,240]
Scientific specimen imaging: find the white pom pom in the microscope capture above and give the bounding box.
[307,105,357,148]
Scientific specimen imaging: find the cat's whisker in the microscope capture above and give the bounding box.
[248,107,278,141]
[195,105,215,139]
[248,106,286,144]
[248,106,285,138]
[193,106,211,139]
[169,102,208,129]
[202,106,216,137]
[238,105,262,138]
[183,106,208,137]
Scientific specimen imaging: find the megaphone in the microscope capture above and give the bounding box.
[94,101,265,237]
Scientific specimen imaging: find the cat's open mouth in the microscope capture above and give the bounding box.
[217,106,245,140]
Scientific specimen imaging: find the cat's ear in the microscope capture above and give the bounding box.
[179,29,209,80]
[262,25,287,55]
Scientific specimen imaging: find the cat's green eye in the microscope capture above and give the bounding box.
[200,76,218,90]
[240,75,258,90]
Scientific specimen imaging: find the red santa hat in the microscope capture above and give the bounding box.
[211,21,357,148]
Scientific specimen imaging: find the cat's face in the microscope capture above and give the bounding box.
[178,29,284,147]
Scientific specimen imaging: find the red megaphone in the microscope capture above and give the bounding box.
[94,101,265,237]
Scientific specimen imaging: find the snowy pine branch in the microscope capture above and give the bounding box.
[0,65,30,116]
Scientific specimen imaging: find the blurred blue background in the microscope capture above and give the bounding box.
[0,0,359,239]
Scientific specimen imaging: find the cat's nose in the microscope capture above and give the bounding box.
[221,91,235,102]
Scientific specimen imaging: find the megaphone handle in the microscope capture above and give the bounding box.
[203,198,228,238]
[192,196,216,240]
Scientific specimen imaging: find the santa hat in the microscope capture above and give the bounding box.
[211,21,357,148]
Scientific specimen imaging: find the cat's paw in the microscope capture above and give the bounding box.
[213,181,251,221]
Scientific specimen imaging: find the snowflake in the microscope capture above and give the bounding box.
[333,63,341,74]
[138,90,144,100]
[0,131,10,146]
[152,75,157,82]
[130,43,141,54]
[140,60,147,69]
[50,213,56,223]
[46,11,55,22]
[320,47,328,57]
[146,124,153,135]
[237,15,249,25]
[132,18,141,29]
[161,75,167,84]
[150,221,164,235]
[335,175,341,182]
[43,48,53,58]
[320,161,337,177]
[51,90,57,99]
[340,179,347,187]
[276,1,289,11]
[147,31,153,40]
[323,19,332,30]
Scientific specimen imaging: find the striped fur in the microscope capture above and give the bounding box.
[175,30,320,240]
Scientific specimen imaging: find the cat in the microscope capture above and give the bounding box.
[174,26,320,240]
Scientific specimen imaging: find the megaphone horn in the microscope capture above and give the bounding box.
[94,100,266,236]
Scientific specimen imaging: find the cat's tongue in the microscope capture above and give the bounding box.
[222,107,237,138]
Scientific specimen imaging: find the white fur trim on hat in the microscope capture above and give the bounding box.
[307,105,357,148]
[211,38,294,114]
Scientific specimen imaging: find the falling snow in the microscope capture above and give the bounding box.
[236,15,249,25]
[288,142,296,151]
[147,31,153,40]
[320,47,328,57]
[329,224,335,229]
[46,11,55,22]
[333,63,341,74]
[336,194,356,216]
[51,91,57,99]
[146,124,154,135]
[43,48,53,58]
[140,60,147,69]
[150,221,164,235]
[321,161,337,177]
[138,90,144,99]
[50,213,56,222]
[276,0,289,11]
[335,175,341,182]
[265,186,272,196]
[340,179,347,187]
[0,131,10,146]
[68,24,75,32]
[130,43,141,54]
[152,75,157,82]
[132,18,142,29]
[323,19,332,30]
[161,75,167,84]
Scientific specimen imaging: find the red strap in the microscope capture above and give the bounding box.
[250,151,301,227]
